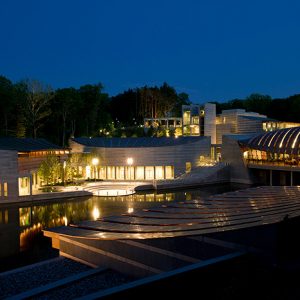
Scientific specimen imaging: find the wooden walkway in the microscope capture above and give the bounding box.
[44,186,300,240]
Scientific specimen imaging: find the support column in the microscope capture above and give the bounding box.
[291,171,293,186]
[29,174,33,195]
[270,170,273,186]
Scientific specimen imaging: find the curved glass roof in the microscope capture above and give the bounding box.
[245,126,300,154]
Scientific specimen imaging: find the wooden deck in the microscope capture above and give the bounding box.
[44,186,300,240]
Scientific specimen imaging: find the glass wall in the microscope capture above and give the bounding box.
[244,148,300,167]
[18,177,30,196]
[82,165,175,180]
[145,166,155,180]
[136,166,145,180]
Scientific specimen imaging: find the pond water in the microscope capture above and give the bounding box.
[0,184,243,272]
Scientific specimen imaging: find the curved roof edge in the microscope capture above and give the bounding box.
[71,136,208,148]
[241,126,300,154]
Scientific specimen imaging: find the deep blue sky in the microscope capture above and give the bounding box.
[1,0,300,102]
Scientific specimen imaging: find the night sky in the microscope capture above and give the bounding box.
[1,0,300,102]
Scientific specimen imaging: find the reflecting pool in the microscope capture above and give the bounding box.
[0,184,243,271]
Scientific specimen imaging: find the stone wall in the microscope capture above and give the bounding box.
[222,135,253,184]
[0,150,19,200]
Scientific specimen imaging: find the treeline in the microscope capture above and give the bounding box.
[215,93,300,122]
[1,74,300,146]
[0,76,190,145]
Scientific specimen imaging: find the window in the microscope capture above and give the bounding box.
[186,162,192,173]
[116,167,125,180]
[18,177,30,196]
[3,182,8,197]
[107,166,115,180]
[155,166,164,179]
[99,167,106,179]
[165,166,174,179]
[145,167,154,180]
[136,166,145,180]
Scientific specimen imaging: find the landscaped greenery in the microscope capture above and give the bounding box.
[0,74,300,145]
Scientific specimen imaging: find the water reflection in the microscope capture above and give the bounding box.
[0,184,239,263]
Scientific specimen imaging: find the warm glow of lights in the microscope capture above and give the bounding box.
[92,158,99,166]
[292,131,300,148]
[268,130,279,147]
[127,157,133,165]
[127,207,134,214]
[92,207,100,220]
[279,128,292,148]
[63,216,68,226]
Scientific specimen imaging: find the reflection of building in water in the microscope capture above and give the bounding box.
[0,207,20,259]
[0,138,68,200]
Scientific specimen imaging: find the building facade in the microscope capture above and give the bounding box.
[0,138,68,200]
[222,127,300,186]
[69,136,211,180]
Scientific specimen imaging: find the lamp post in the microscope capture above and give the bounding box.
[127,157,133,180]
[92,158,99,182]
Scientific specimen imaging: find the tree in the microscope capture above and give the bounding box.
[22,79,53,138]
[53,88,82,146]
[0,76,15,136]
[244,93,272,115]
[79,83,111,137]
[38,155,61,185]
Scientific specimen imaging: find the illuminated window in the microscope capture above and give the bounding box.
[155,166,164,179]
[136,166,145,180]
[99,167,106,179]
[145,166,154,180]
[18,177,30,196]
[126,166,135,180]
[116,166,125,180]
[183,111,191,125]
[165,166,174,179]
[107,166,115,180]
[3,182,8,197]
[186,162,192,173]
[86,166,91,179]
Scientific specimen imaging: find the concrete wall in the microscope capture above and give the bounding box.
[222,136,253,184]
[204,103,216,144]
[0,150,19,200]
[70,137,211,177]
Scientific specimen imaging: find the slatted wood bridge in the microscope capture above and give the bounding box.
[44,186,300,278]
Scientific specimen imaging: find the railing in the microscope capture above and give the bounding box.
[246,158,300,168]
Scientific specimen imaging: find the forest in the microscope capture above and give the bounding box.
[0,74,299,146]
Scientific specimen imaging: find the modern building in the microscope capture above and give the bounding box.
[143,104,273,146]
[0,138,68,200]
[222,126,300,186]
[69,136,211,180]
[215,109,268,144]
[144,117,182,136]
[262,120,300,132]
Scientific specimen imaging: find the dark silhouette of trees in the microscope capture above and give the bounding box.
[1,73,300,145]
[22,79,53,138]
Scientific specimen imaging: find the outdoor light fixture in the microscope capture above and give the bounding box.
[92,158,99,166]
[127,157,133,165]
